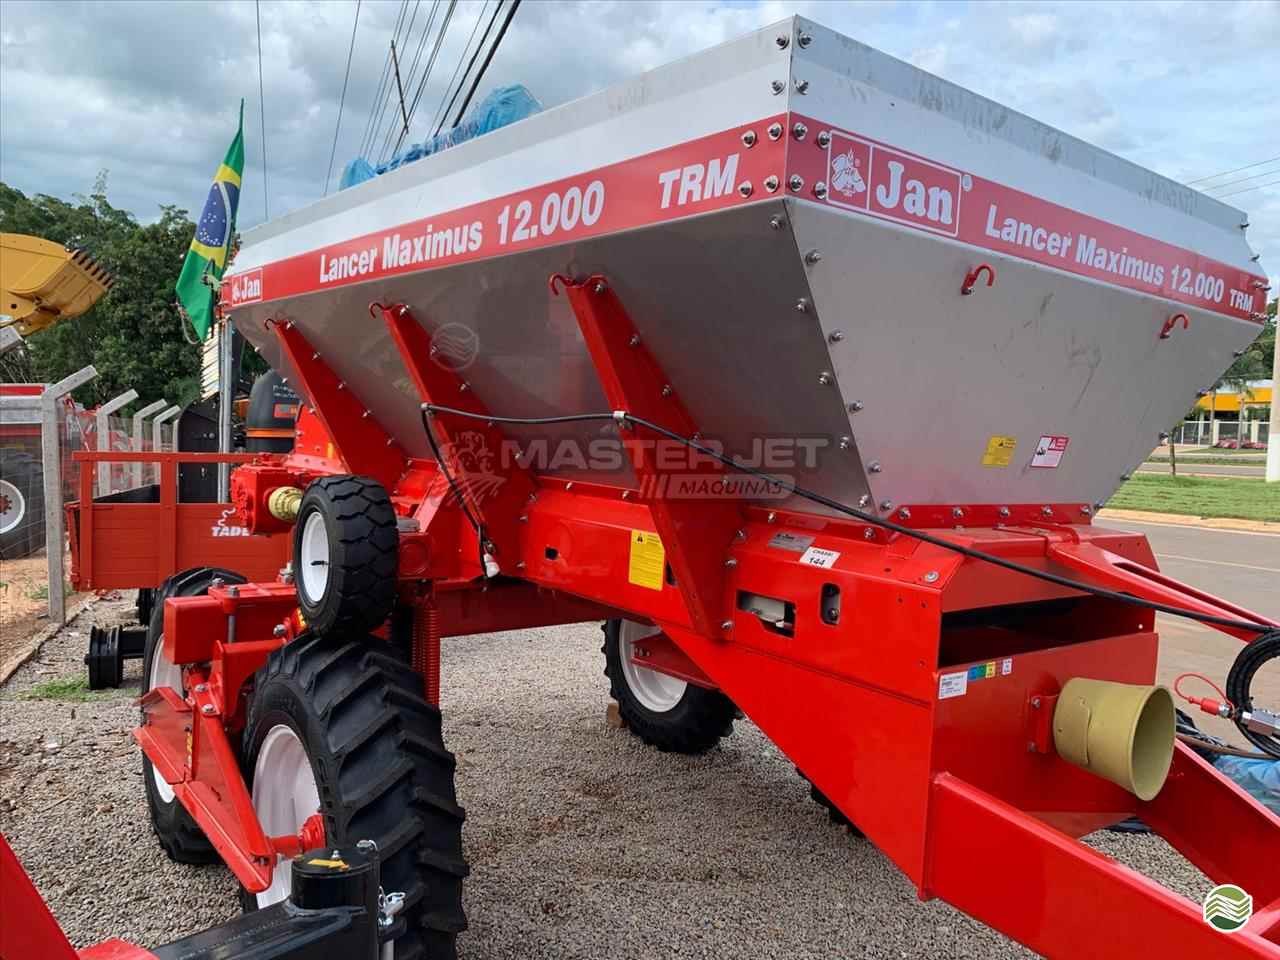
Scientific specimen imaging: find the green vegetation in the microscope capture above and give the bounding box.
[1146,455,1264,466]
[15,676,118,702]
[1106,474,1280,523]
[26,583,49,601]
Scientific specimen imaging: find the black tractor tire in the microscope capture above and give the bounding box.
[136,586,155,627]
[239,635,468,960]
[142,566,247,863]
[0,448,45,560]
[292,475,398,636]
[602,619,736,754]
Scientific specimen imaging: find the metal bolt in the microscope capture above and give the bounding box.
[798,31,812,47]
[794,78,809,94]
[738,181,754,198]
[858,494,871,508]
[769,214,785,230]
[899,507,911,520]
[792,122,808,141]
[771,80,785,95]
[867,461,881,473]
[816,130,831,147]
[788,174,804,192]
[593,281,606,294]
[362,410,371,418]
[952,507,963,519]
[805,249,822,264]
[741,130,757,147]
[998,506,1011,518]
[721,620,734,631]
[829,330,843,342]
[764,174,780,193]
[516,561,526,570]
[817,371,833,386]
[459,381,470,392]
[692,432,702,442]
[621,490,631,500]
[628,334,640,347]
[848,401,864,413]
[767,511,776,523]
[518,515,528,523]
[863,527,875,540]
[735,529,747,542]
[565,481,574,491]
[1041,506,1053,517]
[795,297,810,313]
[725,558,738,568]
[311,351,319,360]
[1080,505,1092,516]
[273,624,286,637]
[839,436,852,450]
[924,571,939,583]
[1031,696,1042,709]
[813,181,828,199]
[879,500,893,512]
[195,683,208,693]
[775,34,789,48]
[337,381,345,391]
[768,122,784,140]
[227,585,239,598]
[201,704,215,715]
[661,384,672,397]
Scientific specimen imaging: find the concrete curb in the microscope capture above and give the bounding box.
[1097,508,1280,535]
[0,594,98,686]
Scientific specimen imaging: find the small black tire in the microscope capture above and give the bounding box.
[293,475,398,636]
[136,586,155,627]
[142,566,247,864]
[603,619,736,754]
[0,448,45,560]
[239,634,468,960]
[798,769,864,836]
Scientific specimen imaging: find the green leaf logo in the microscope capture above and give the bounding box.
[1203,884,1252,933]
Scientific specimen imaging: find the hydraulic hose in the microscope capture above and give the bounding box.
[1226,630,1280,758]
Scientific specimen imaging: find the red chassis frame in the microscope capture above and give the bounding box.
[121,279,1278,959]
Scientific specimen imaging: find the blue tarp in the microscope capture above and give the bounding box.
[340,84,541,191]
[1214,755,1280,816]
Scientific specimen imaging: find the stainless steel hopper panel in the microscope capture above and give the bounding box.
[226,15,1267,516]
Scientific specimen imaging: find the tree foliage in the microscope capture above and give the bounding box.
[1214,296,1277,411]
[0,175,202,410]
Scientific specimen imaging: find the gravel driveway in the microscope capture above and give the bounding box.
[0,596,1210,958]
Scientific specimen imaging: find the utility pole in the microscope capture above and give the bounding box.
[1267,297,1279,482]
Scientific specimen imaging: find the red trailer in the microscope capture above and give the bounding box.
[8,15,1280,960]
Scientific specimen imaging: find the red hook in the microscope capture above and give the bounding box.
[1159,313,1189,339]
[961,263,995,295]
[548,273,570,296]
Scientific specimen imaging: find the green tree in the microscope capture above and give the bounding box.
[0,175,201,410]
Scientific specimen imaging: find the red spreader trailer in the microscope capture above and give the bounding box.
[8,16,1279,960]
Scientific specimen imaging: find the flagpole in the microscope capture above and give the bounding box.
[217,318,234,500]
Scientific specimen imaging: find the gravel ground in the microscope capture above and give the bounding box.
[0,596,1211,958]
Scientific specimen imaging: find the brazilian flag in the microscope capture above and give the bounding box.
[176,100,245,340]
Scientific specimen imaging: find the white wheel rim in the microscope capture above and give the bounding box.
[299,510,330,605]
[147,638,185,803]
[0,479,25,535]
[618,620,687,713]
[252,724,322,908]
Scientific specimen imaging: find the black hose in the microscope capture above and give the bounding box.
[1226,630,1280,758]
[420,402,1275,636]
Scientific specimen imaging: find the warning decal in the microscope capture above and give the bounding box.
[981,435,1018,468]
[1031,435,1070,469]
[628,530,666,590]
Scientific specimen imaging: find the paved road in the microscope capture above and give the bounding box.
[1097,516,1279,746]
[1138,462,1265,478]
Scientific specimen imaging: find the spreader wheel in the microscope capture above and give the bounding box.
[240,634,468,960]
[293,475,398,636]
[603,619,736,754]
[142,566,246,863]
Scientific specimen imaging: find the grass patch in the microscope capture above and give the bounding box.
[1106,474,1280,522]
[15,676,118,702]
[1146,455,1263,467]
[27,583,49,601]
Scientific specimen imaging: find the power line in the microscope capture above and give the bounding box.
[1187,155,1280,186]
[325,0,363,197]
[451,0,521,129]
[378,1,443,164]
[1215,177,1280,200]
[256,0,269,220]
[373,3,436,165]
[393,0,459,158]
[357,0,407,157]
[360,0,412,159]
[1201,164,1280,193]
[432,0,498,138]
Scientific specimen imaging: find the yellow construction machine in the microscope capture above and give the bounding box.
[1,232,113,338]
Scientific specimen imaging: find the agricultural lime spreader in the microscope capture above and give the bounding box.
[13,16,1280,960]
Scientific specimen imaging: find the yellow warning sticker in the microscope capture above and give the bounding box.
[981,435,1018,468]
[307,858,350,870]
[628,530,665,590]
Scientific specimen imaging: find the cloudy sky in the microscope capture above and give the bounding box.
[1,0,1277,289]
